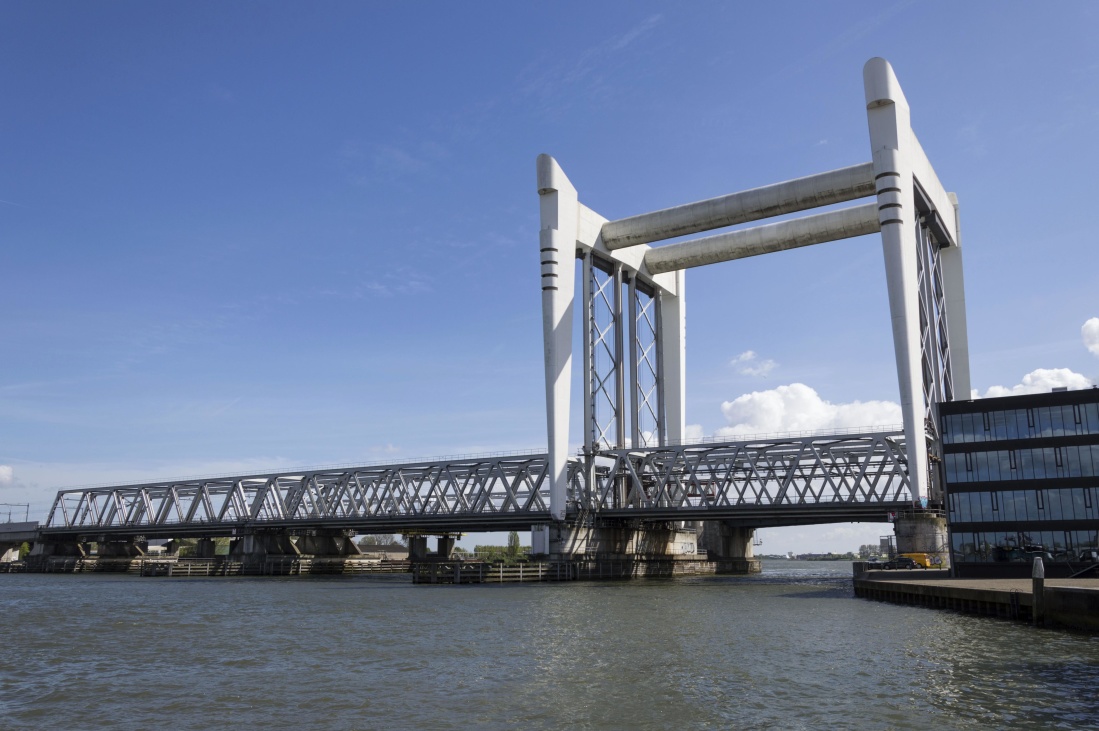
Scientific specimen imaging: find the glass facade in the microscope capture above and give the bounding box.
[944,444,1099,483]
[948,487,1097,523]
[942,401,1099,444]
[940,388,1099,575]
[951,530,1099,563]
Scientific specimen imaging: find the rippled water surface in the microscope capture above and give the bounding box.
[2,560,1098,730]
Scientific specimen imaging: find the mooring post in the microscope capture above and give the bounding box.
[1032,556,1045,627]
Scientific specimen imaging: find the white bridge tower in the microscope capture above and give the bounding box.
[539,57,970,522]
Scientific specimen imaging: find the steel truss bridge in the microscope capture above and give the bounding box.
[40,430,913,540]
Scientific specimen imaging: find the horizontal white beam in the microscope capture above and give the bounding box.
[602,162,875,250]
[644,203,880,274]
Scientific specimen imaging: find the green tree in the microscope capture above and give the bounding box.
[357,534,397,548]
[507,531,520,558]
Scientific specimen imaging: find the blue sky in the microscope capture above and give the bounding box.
[2,2,1097,552]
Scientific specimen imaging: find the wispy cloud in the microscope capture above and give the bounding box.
[956,117,988,157]
[731,350,777,377]
[771,0,917,80]
[517,14,663,110]
[339,139,450,184]
[319,266,433,300]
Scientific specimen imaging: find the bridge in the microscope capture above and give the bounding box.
[37,429,911,537]
[23,58,964,570]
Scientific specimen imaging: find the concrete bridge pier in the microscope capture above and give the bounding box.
[894,512,949,566]
[295,531,363,557]
[194,538,217,558]
[29,540,89,558]
[406,534,456,561]
[228,530,362,560]
[95,539,148,558]
[538,521,697,560]
[700,521,762,574]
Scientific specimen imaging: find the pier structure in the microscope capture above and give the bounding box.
[17,58,964,577]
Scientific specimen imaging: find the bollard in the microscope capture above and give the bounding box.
[1032,556,1045,627]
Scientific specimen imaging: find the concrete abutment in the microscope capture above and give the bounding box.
[893,512,949,565]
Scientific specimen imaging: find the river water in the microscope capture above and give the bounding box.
[2,560,1097,730]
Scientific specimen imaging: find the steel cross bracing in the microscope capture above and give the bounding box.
[41,431,911,537]
[915,214,955,502]
[584,253,623,451]
[915,216,955,435]
[630,280,661,449]
[582,251,667,454]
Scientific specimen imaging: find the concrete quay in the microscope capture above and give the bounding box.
[853,565,1099,632]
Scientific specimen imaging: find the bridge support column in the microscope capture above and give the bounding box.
[893,512,949,567]
[294,532,363,557]
[193,538,217,558]
[544,521,698,563]
[95,539,148,558]
[229,530,362,559]
[700,521,762,574]
[408,536,429,561]
[406,535,456,561]
[230,533,285,559]
[29,540,89,557]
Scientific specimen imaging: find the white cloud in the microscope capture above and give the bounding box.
[684,424,705,442]
[1083,317,1099,358]
[976,367,1093,399]
[0,465,12,486]
[716,383,902,436]
[730,350,777,377]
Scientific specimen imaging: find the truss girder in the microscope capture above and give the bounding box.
[42,431,910,534]
[586,431,911,512]
[43,455,550,533]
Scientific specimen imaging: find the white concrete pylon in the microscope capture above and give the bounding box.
[864,57,928,501]
[659,269,686,445]
[537,154,578,521]
[942,193,972,399]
